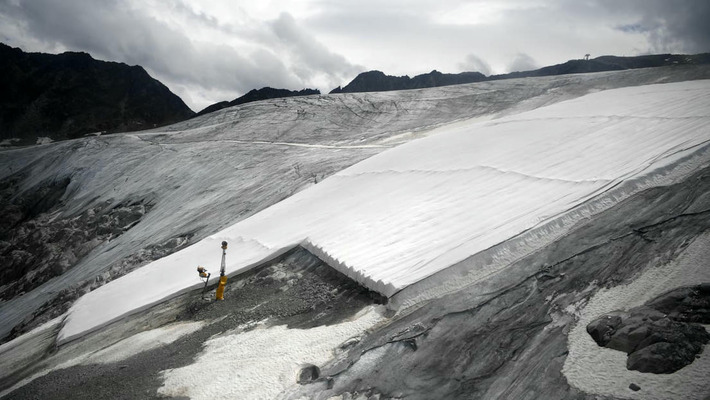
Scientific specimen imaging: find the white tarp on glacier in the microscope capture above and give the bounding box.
[58,80,710,343]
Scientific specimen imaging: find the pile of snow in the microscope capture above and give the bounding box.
[59,80,710,344]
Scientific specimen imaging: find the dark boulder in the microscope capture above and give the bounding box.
[587,284,710,374]
[296,363,320,384]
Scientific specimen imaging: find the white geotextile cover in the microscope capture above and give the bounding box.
[58,80,710,343]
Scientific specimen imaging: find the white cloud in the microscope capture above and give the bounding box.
[459,54,492,75]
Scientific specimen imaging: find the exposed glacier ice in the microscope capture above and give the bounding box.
[57,80,710,344]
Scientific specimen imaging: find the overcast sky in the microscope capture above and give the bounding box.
[1,0,709,112]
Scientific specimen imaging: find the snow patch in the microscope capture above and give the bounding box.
[563,233,710,399]
[158,305,385,400]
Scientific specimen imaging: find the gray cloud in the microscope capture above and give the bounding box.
[598,0,710,53]
[270,13,363,89]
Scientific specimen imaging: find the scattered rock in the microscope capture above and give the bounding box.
[629,383,641,391]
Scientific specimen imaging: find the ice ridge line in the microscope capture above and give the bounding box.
[335,165,612,184]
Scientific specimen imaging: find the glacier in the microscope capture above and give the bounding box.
[3,66,708,342]
[57,79,710,344]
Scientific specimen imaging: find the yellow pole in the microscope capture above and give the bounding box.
[215,276,227,300]
[216,241,228,300]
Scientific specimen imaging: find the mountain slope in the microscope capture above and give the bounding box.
[2,65,709,343]
[2,65,710,400]
[0,71,710,400]
[0,43,194,144]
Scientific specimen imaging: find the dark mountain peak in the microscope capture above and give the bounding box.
[59,50,93,58]
[0,42,20,54]
[331,69,485,94]
[195,86,320,117]
[0,43,195,145]
[236,87,320,104]
[359,70,389,77]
